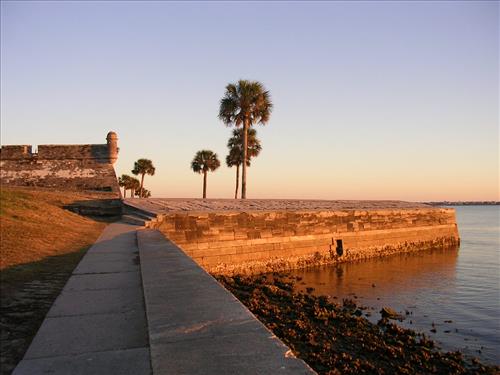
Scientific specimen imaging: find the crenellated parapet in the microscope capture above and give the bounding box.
[0,145,33,159]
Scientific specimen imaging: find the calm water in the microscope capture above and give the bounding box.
[289,206,500,364]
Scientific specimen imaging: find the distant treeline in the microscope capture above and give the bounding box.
[424,201,499,206]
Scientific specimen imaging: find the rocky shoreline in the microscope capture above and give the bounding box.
[216,273,499,375]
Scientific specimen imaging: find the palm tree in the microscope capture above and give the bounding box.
[135,187,151,198]
[191,150,220,199]
[226,128,262,199]
[132,159,155,198]
[129,177,140,198]
[118,174,132,198]
[219,80,272,199]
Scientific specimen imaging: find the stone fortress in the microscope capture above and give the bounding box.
[0,131,120,193]
[1,130,460,274]
[5,131,461,374]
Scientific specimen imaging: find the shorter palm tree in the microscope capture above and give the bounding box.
[118,174,140,198]
[118,174,132,198]
[132,159,155,198]
[129,177,140,198]
[135,187,151,198]
[191,150,220,199]
[226,128,261,199]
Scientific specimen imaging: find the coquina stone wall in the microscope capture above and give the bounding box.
[0,132,120,193]
[155,208,459,275]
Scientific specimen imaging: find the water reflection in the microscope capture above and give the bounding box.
[289,242,499,364]
[294,248,458,297]
[293,246,459,300]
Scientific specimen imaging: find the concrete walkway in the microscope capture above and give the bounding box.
[13,222,151,375]
[14,222,314,374]
[138,229,314,374]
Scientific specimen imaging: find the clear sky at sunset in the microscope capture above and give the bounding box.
[1,1,498,201]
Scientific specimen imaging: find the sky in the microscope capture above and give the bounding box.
[1,1,498,201]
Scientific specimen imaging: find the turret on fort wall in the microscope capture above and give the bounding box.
[106,131,118,164]
[0,132,120,193]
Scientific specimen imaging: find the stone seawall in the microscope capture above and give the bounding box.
[127,200,460,275]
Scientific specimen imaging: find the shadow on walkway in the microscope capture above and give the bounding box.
[1,248,89,375]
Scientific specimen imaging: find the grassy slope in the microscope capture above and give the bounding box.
[0,187,109,374]
[0,187,108,270]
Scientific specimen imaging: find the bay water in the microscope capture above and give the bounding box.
[289,206,500,364]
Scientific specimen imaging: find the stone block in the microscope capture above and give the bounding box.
[260,229,273,238]
[219,230,235,241]
[196,242,209,250]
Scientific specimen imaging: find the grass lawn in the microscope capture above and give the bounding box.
[0,187,112,374]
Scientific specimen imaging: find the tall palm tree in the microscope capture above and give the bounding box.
[191,150,220,199]
[132,159,155,198]
[219,80,272,199]
[226,128,261,199]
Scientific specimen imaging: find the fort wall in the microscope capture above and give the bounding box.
[0,132,120,193]
[140,204,460,275]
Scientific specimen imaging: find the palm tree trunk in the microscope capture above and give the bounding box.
[234,164,240,199]
[122,187,126,198]
[203,171,207,199]
[241,119,249,199]
[140,174,145,198]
